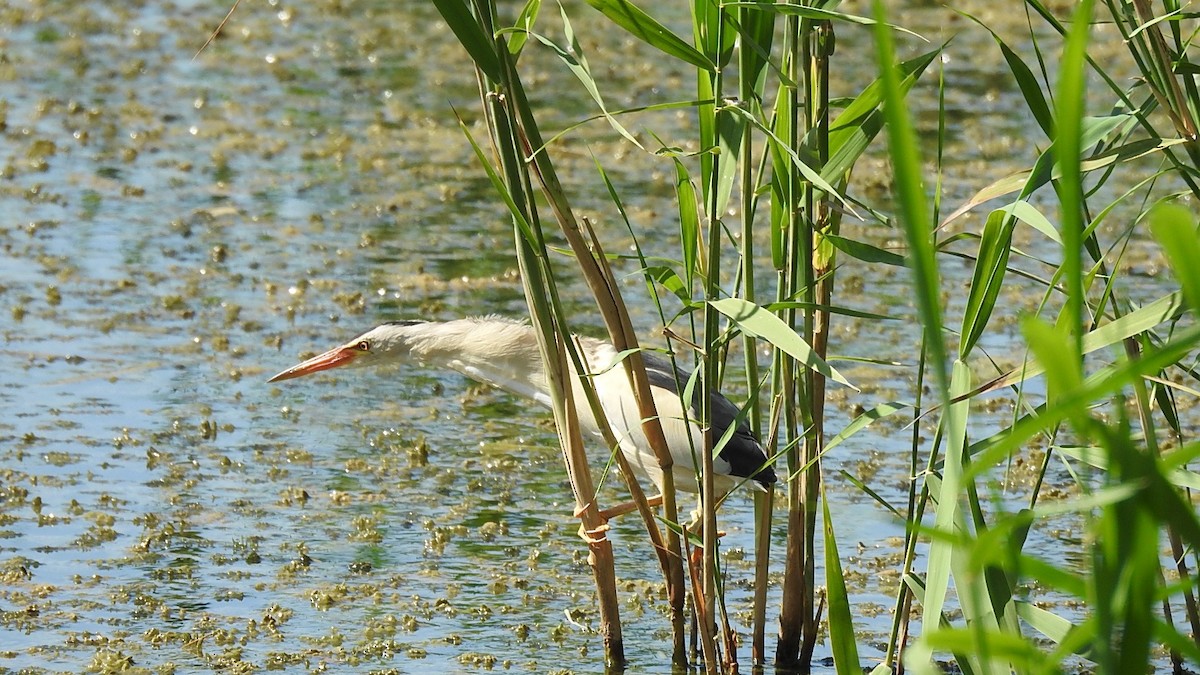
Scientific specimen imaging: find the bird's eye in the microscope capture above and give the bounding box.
[356,340,370,351]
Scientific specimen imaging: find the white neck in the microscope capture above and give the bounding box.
[397,318,552,405]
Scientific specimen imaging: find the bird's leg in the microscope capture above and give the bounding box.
[685,515,731,666]
[572,502,612,545]
[683,522,708,633]
[577,521,611,545]
[686,506,727,542]
[597,494,664,520]
[573,494,669,544]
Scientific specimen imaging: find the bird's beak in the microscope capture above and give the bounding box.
[268,345,358,382]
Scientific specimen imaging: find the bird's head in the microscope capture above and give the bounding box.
[267,321,423,383]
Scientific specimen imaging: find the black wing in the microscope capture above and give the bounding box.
[642,352,777,487]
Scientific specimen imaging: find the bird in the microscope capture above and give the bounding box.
[268,316,777,499]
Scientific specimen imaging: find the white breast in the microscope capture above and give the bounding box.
[572,342,732,494]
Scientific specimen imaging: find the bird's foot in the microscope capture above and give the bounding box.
[682,522,729,548]
[570,502,610,544]
[598,494,664,520]
[577,521,611,545]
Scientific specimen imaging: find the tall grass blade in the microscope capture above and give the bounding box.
[735,0,774,98]
[516,10,642,149]
[957,10,1054,138]
[824,47,942,184]
[824,234,907,266]
[506,0,541,55]
[692,0,735,68]
[841,470,903,519]
[899,517,983,675]
[1098,426,1160,674]
[919,361,972,646]
[921,627,1056,672]
[583,0,715,71]
[822,490,861,674]
[1154,618,1200,665]
[1022,316,1083,410]
[959,208,1015,358]
[725,2,925,37]
[672,158,702,289]
[714,106,744,218]
[1015,601,1096,660]
[721,103,848,206]
[430,0,502,80]
[709,297,853,388]
[872,0,947,395]
[942,123,1181,228]
[967,290,1185,397]
[824,401,910,453]
[996,39,1054,138]
[1055,0,1096,351]
[1149,202,1200,310]
[968,324,1200,473]
[998,200,1061,244]
[734,3,774,663]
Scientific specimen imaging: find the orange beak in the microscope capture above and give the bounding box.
[268,346,358,382]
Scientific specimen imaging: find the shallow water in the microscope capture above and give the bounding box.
[0,1,1186,673]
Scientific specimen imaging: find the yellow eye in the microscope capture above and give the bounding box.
[357,340,370,351]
